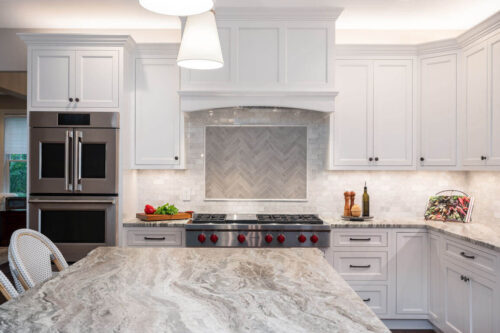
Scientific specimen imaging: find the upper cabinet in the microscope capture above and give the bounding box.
[331,58,414,169]
[31,49,119,109]
[462,32,500,167]
[419,54,457,167]
[20,34,133,111]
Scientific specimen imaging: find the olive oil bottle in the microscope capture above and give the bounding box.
[362,182,370,217]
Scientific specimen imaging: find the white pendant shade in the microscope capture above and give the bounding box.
[177,11,224,70]
[139,0,213,16]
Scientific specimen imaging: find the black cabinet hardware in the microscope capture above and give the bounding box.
[460,274,470,282]
[420,157,425,161]
[369,157,373,161]
[174,156,179,160]
[481,156,487,160]
[349,237,371,241]
[374,157,379,161]
[69,97,73,102]
[350,264,371,268]
[460,251,475,259]
[362,298,371,302]
[75,97,80,102]
[144,236,166,241]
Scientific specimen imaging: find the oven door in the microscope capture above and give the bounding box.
[30,128,73,194]
[73,128,118,194]
[28,197,116,262]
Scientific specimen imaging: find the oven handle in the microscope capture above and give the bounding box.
[74,130,83,192]
[29,199,115,204]
[64,130,73,191]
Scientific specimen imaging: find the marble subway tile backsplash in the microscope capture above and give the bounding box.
[132,108,500,226]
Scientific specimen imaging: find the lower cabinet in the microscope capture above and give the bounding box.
[395,232,428,315]
[123,227,184,247]
[428,232,443,324]
[351,285,388,315]
[443,261,496,333]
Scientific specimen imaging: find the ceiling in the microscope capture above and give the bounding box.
[0,0,498,36]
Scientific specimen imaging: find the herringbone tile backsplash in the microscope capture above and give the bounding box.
[205,126,307,200]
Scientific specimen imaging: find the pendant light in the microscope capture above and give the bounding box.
[139,0,214,17]
[177,10,224,70]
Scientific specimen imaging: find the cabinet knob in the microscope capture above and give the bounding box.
[481,156,487,160]
[420,157,425,162]
[374,157,379,162]
[69,98,73,102]
[75,98,80,102]
[368,157,373,162]
[174,156,179,160]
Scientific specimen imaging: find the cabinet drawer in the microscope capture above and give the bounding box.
[333,230,388,247]
[444,238,496,276]
[334,252,388,281]
[352,285,388,315]
[126,228,184,247]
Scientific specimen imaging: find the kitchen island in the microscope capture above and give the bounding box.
[0,247,388,333]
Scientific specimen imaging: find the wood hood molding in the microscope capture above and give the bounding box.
[179,90,338,113]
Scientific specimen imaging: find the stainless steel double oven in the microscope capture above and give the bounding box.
[29,112,118,261]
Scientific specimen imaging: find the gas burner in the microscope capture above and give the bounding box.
[192,214,227,223]
[257,214,323,224]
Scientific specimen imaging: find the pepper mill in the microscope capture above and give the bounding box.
[344,191,351,216]
[350,191,356,212]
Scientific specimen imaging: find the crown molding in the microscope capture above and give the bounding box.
[417,38,460,55]
[457,10,500,48]
[135,43,180,57]
[336,44,418,57]
[18,33,136,49]
[215,7,343,21]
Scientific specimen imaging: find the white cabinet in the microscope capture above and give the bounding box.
[333,59,413,169]
[395,232,428,314]
[443,261,497,333]
[31,50,75,108]
[419,54,457,167]
[428,232,443,326]
[31,49,119,109]
[462,32,500,167]
[124,227,184,247]
[134,57,181,168]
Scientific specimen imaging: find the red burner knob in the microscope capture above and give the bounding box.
[237,234,246,243]
[310,234,319,243]
[298,234,307,243]
[277,234,285,243]
[210,234,219,244]
[198,234,206,243]
[265,234,273,243]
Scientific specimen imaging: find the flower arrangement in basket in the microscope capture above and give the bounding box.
[424,190,474,223]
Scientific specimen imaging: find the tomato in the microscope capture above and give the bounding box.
[144,204,156,215]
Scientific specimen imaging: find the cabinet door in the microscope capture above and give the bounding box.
[396,232,428,314]
[463,43,489,166]
[135,58,180,167]
[470,274,495,333]
[31,50,75,108]
[444,263,469,333]
[373,60,413,166]
[334,60,373,166]
[75,50,119,108]
[488,33,500,165]
[420,55,457,166]
[428,233,443,325]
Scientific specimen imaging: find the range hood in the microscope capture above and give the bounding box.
[179,4,342,113]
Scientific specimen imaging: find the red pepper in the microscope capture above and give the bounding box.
[457,207,465,216]
[144,204,156,215]
[458,197,464,206]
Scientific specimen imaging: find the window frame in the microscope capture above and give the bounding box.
[3,114,28,195]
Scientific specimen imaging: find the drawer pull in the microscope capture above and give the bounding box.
[350,264,371,269]
[144,236,166,241]
[349,238,371,241]
[460,252,475,260]
[362,298,371,302]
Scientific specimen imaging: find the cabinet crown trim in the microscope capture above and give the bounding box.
[18,33,136,49]
[215,6,343,21]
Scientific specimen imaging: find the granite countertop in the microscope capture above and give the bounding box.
[0,247,388,333]
[123,218,191,227]
[323,217,500,252]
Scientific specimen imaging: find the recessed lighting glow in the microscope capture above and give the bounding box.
[139,0,214,17]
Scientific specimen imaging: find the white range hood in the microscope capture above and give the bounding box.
[179,4,342,113]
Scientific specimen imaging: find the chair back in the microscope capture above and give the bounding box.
[0,271,18,301]
[9,229,68,291]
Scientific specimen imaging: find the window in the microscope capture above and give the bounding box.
[4,116,27,196]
